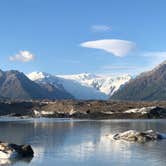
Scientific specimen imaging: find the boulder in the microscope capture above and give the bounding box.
[106,130,166,142]
[0,156,33,165]
[0,141,34,159]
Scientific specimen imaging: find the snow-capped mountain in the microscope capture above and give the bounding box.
[58,73,131,96]
[0,69,73,100]
[27,72,131,100]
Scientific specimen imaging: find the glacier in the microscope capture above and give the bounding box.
[27,72,131,100]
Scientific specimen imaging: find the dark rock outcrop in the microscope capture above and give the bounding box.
[0,141,34,158]
[124,106,166,118]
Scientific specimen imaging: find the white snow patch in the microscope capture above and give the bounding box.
[124,106,157,114]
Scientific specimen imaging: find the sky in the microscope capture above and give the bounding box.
[0,0,166,75]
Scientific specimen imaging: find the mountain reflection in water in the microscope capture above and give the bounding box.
[0,118,165,166]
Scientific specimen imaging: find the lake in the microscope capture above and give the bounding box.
[0,118,166,166]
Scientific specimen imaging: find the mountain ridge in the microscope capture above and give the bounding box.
[111,60,166,101]
[0,69,73,100]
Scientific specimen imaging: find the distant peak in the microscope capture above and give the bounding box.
[6,70,21,74]
[0,69,4,73]
[148,60,166,74]
[155,60,166,68]
[79,73,97,78]
[57,73,98,80]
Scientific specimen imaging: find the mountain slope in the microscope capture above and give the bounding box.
[0,70,73,100]
[28,72,131,100]
[111,61,166,101]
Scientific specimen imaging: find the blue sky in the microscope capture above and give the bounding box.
[0,0,166,75]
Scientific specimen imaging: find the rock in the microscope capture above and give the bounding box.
[0,156,33,165]
[148,107,166,118]
[107,130,166,142]
[0,141,34,159]
[124,106,166,118]
[124,106,157,114]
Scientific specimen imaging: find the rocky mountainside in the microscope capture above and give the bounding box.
[28,72,131,100]
[0,69,73,100]
[111,60,166,101]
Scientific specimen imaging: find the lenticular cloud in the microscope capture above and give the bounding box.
[81,39,136,57]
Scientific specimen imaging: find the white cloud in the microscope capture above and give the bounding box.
[102,65,138,70]
[91,25,111,32]
[9,50,35,62]
[143,51,166,67]
[144,51,166,58]
[80,39,136,57]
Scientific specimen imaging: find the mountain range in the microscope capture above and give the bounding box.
[27,72,131,100]
[0,69,131,100]
[2,60,166,101]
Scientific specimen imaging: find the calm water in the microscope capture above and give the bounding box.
[0,118,166,166]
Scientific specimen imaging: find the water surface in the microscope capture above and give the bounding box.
[0,118,166,166]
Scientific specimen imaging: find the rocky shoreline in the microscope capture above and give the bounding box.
[0,100,166,119]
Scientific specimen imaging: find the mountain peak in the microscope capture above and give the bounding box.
[0,69,4,76]
[0,70,73,100]
[112,60,166,101]
[58,73,98,80]
[153,60,166,71]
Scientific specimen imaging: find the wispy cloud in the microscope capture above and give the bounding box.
[91,25,111,32]
[143,51,166,68]
[144,51,166,59]
[9,50,35,62]
[97,51,166,75]
[80,39,136,57]
[102,65,138,70]
[100,64,142,75]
